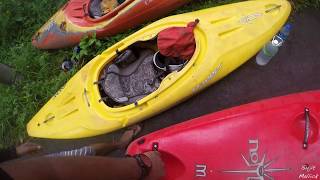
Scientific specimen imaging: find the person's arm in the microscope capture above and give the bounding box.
[0,147,17,163]
[0,151,164,180]
[0,143,41,163]
[0,156,141,180]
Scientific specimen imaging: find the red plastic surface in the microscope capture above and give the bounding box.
[65,0,189,34]
[127,90,320,180]
[33,0,189,49]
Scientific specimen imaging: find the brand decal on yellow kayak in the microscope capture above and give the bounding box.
[239,13,262,24]
[193,63,222,93]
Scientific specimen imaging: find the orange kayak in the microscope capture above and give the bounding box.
[32,0,190,49]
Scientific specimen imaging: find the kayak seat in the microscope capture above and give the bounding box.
[89,0,124,18]
[115,49,137,66]
[103,48,160,105]
[89,0,103,18]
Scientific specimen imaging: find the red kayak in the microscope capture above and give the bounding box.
[32,0,190,49]
[127,90,320,179]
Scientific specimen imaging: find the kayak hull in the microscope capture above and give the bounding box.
[27,0,291,139]
[32,0,190,49]
[127,90,320,180]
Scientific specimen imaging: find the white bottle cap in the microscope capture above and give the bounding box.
[272,39,279,45]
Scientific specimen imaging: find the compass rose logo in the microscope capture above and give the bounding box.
[222,139,290,180]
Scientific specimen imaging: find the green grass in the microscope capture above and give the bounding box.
[0,0,319,147]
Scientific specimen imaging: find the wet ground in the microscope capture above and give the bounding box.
[32,9,320,157]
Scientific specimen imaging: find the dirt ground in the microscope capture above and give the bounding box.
[32,9,320,157]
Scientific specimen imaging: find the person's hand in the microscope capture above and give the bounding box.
[16,142,42,156]
[143,151,165,180]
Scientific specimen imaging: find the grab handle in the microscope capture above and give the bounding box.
[303,108,310,149]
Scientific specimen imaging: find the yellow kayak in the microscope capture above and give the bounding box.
[27,0,291,139]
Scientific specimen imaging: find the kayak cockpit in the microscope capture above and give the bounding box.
[96,39,191,108]
[94,21,199,108]
[89,0,131,19]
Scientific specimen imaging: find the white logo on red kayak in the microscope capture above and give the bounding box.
[196,164,207,177]
[222,139,290,180]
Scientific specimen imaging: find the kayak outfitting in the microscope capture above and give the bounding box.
[127,90,320,180]
[27,0,291,139]
[157,20,199,60]
[31,0,190,49]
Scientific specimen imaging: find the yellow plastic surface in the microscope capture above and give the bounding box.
[27,0,291,139]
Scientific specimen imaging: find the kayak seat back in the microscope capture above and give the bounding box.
[89,0,126,19]
[103,48,160,105]
[90,0,103,18]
